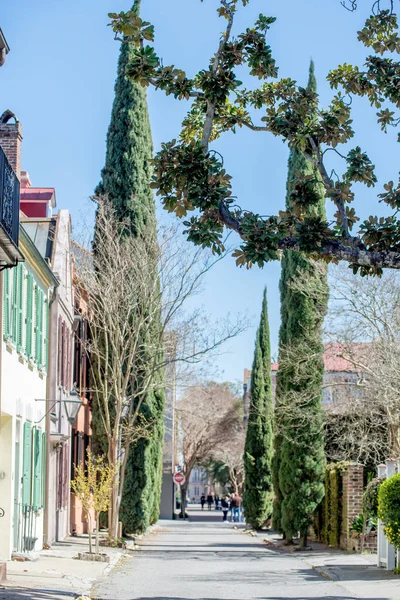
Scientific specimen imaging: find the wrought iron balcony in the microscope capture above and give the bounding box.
[0,144,23,267]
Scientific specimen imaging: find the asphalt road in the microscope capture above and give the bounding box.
[93,509,385,600]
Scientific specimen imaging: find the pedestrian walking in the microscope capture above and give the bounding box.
[215,495,220,510]
[200,494,206,510]
[232,493,243,523]
[221,497,229,522]
[207,493,213,511]
[230,493,236,522]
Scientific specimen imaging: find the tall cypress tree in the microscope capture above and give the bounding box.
[96,0,155,235]
[243,288,274,529]
[273,61,328,547]
[93,0,165,533]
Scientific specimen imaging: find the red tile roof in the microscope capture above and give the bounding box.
[269,342,367,374]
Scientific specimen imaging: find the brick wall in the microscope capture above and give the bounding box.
[0,110,22,177]
[340,463,373,552]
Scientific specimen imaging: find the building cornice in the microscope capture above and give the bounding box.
[20,225,59,289]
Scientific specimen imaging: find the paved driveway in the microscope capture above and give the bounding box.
[93,511,388,600]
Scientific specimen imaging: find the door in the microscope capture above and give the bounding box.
[13,421,21,551]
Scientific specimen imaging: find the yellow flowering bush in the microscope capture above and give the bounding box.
[378,473,400,549]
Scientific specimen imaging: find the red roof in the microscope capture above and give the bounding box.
[323,343,358,372]
[270,342,367,374]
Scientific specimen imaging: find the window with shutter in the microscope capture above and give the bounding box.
[33,428,42,508]
[25,274,33,358]
[16,265,24,352]
[3,268,10,339]
[57,316,62,386]
[22,422,32,507]
[41,432,47,509]
[11,267,18,344]
[35,289,43,368]
[70,429,76,481]
[57,449,62,510]
[44,298,49,371]
[66,328,71,391]
[77,432,83,466]
[62,443,69,508]
[62,322,67,388]
[33,283,38,362]
[39,291,44,368]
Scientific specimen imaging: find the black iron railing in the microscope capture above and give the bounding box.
[0,145,19,248]
[13,503,39,554]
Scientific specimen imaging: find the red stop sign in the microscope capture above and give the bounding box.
[173,472,185,485]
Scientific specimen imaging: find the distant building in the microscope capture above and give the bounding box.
[187,467,211,503]
[243,342,361,409]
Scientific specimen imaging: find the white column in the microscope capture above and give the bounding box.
[378,461,396,570]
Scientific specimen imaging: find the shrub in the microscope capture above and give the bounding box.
[350,514,376,536]
[378,474,400,549]
[363,476,385,520]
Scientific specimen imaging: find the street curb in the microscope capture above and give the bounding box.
[311,565,338,581]
[102,550,124,576]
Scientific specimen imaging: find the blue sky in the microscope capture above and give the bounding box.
[2,0,399,386]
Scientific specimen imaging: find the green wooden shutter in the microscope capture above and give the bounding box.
[11,267,18,344]
[38,291,44,367]
[43,298,49,371]
[33,428,43,508]
[22,422,32,506]
[26,274,33,358]
[16,265,24,352]
[34,285,42,365]
[41,432,47,509]
[3,269,10,339]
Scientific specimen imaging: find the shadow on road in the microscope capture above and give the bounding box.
[0,588,75,599]
[93,596,386,600]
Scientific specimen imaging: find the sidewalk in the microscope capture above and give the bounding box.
[0,535,126,600]
[264,530,400,600]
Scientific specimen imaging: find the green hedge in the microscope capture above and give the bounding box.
[315,463,347,547]
[378,474,400,549]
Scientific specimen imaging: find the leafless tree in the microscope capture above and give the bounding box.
[176,382,242,511]
[74,200,246,537]
[326,266,400,460]
[212,424,246,495]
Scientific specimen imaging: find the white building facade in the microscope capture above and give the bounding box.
[0,227,57,559]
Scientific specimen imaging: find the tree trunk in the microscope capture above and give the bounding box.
[300,531,309,550]
[88,514,93,554]
[95,512,100,555]
[180,484,188,519]
[108,440,119,539]
[360,513,367,553]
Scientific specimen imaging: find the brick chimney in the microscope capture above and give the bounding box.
[0,110,23,179]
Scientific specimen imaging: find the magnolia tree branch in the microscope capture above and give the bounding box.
[108,1,400,273]
[201,3,235,150]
